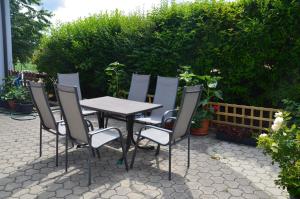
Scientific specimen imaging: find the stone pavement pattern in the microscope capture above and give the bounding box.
[0,111,288,199]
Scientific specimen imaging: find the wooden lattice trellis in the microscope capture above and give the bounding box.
[209,102,279,132]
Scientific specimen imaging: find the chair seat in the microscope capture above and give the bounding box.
[90,130,120,148]
[82,108,97,116]
[139,128,170,145]
[135,116,162,125]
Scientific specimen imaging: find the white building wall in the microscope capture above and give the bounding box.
[4,0,12,71]
[0,2,5,85]
[0,0,13,86]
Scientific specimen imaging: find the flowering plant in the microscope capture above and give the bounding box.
[178,66,222,128]
[258,107,300,197]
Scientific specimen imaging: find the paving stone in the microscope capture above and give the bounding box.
[101,189,116,198]
[56,188,72,197]
[0,114,289,199]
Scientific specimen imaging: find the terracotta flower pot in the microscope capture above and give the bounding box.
[191,120,210,136]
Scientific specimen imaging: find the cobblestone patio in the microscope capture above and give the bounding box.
[0,111,288,199]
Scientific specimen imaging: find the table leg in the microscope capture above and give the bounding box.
[125,115,134,153]
[126,115,154,151]
[97,112,104,129]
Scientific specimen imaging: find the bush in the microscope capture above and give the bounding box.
[33,0,300,107]
[258,106,300,197]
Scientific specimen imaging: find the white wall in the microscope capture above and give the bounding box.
[4,0,12,71]
[0,2,5,85]
[0,0,13,86]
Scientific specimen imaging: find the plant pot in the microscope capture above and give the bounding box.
[215,124,257,146]
[191,120,210,136]
[0,99,7,108]
[16,102,33,114]
[164,120,174,130]
[7,100,16,110]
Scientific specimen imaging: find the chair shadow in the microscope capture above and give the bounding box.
[0,115,287,198]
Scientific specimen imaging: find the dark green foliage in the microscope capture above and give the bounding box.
[10,0,52,63]
[34,1,300,107]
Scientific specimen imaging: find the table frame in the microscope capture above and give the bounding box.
[81,97,162,153]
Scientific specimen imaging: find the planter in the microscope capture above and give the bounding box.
[164,120,174,130]
[191,120,210,136]
[0,99,7,108]
[215,124,257,146]
[7,100,16,110]
[15,102,33,114]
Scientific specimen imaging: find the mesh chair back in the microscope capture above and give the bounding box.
[127,74,150,102]
[28,82,56,130]
[172,85,203,140]
[58,73,82,100]
[57,84,88,143]
[151,76,178,119]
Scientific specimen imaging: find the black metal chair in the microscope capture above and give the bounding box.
[56,84,128,185]
[28,81,66,167]
[58,73,97,117]
[104,74,150,127]
[130,85,203,180]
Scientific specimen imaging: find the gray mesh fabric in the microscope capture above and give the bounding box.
[58,73,82,100]
[57,84,88,143]
[29,82,56,130]
[172,85,202,140]
[150,76,178,119]
[90,130,120,148]
[134,76,178,125]
[127,74,150,102]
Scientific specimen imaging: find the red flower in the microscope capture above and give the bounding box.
[213,105,219,112]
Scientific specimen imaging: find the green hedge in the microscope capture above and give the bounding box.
[33,0,300,107]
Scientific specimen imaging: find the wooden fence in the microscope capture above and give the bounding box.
[9,70,49,86]
[209,102,279,132]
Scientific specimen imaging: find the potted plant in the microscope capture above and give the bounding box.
[15,87,33,114]
[179,66,222,136]
[1,76,18,109]
[215,124,258,146]
[258,100,300,198]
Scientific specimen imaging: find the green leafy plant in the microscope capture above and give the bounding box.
[105,62,126,97]
[258,103,300,198]
[34,1,300,106]
[1,76,31,103]
[179,66,223,128]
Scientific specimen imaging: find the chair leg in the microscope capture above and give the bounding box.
[88,148,92,186]
[91,149,96,157]
[105,117,108,128]
[65,135,68,172]
[130,136,141,169]
[96,149,101,159]
[169,144,172,180]
[155,144,160,156]
[188,135,190,168]
[120,138,128,171]
[39,123,42,157]
[56,133,59,167]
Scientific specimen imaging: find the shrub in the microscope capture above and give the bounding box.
[258,106,300,197]
[34,0,300,107]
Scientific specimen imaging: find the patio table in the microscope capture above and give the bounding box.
[80,96,162,152]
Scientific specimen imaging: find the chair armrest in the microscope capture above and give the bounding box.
[84,119,94,131]
[161,109,178,126]
[52,109,61,114]
[88,127,123,137]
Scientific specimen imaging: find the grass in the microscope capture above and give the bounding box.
[14,62,37,72]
